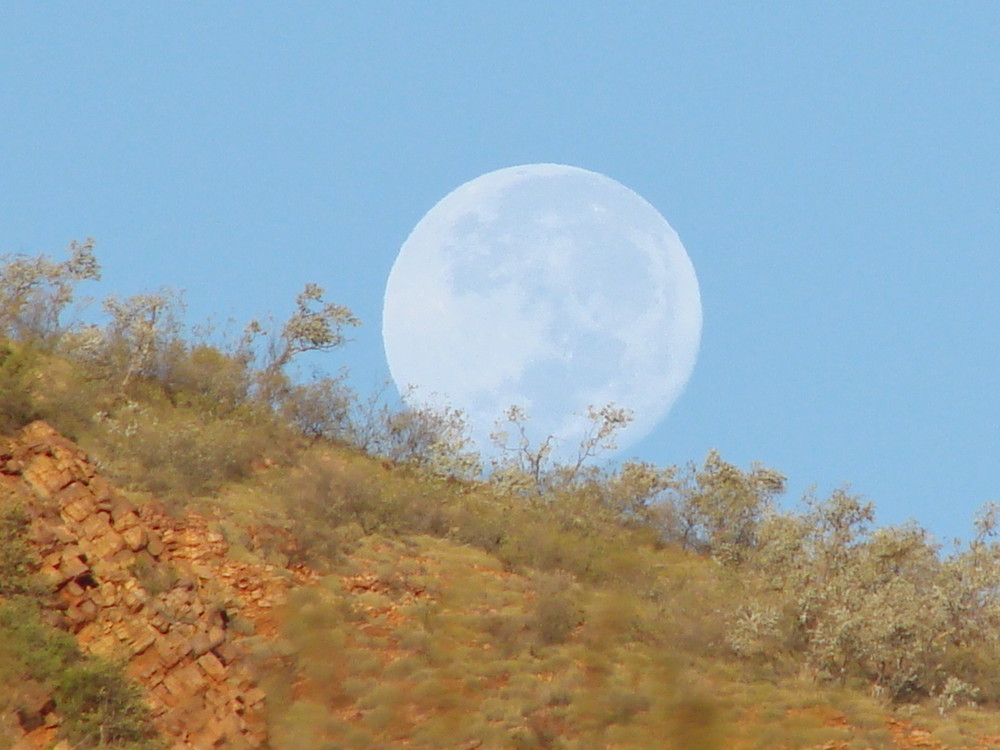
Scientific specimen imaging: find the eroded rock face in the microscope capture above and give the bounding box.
[0,422,300,750]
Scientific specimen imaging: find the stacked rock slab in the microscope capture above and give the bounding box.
[0,422,290,749]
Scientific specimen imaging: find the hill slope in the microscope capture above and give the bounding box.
[4,423,1000,748]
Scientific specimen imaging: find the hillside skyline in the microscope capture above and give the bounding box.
[2,3,998,542]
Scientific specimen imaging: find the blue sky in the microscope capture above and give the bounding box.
[2,3,997,543]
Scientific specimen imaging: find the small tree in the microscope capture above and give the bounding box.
[675,451,786,563]
[101,288,185,391]
[377,398,481,480]
[0,239,100,341]
[490,403,633,494]
[281,372,357,442]
[241,283,360,402]
[489,404,554,492]
[598,460,679,531]
[743,490,997,702]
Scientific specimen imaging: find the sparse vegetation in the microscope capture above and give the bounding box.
[2,241,1000,747]
[0,502,43,597]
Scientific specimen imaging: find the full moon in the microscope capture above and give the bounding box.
[382,163,701,462]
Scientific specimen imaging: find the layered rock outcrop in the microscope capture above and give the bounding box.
[0,422,303,749]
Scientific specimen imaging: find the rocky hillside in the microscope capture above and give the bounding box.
[0,421,308,750]
[6,422,1000,749]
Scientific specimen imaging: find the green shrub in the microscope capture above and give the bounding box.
[56,661,160,749]
[0,502,42,597]
[95,403,279,499]
[279,374,356,442]
[29,351,110,441]
[279,456,405,566]
[0,341,40,434]
[267,699,330,750]
[162,344,253,417]
[530,574,581,646]
[0,599,161,749]
[0,599,77,684]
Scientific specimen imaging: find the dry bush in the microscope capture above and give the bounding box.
[530,572,582,646]
[94,403,280,499]
[162,344,254,416]
[278,454,404,567]
[0,341,40,434]
[27,351,110,441]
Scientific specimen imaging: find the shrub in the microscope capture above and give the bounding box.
[0,502,42,597]
[0,599,77,683]
[163,344,253,417]
[0,599,161,749]
[0,340,41,434]
[95,403,279,499]
[530,573,581,646]
[56,660,160,748]
[278,454,422,567]
[28,350,109,441]
[674,450,786,564]
[280,374,356,442]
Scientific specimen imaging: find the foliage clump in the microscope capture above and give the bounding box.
[0,501,43,597]
[0,239,99,342]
